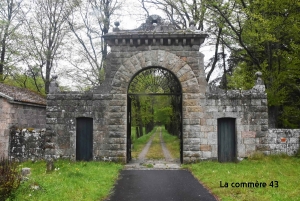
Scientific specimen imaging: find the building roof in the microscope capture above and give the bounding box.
[0,83,46,106]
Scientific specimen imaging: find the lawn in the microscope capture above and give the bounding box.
[183,154,300,201]
[161,127,180,159]
[9,160,122,201]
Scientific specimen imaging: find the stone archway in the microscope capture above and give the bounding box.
[108,50,203,163]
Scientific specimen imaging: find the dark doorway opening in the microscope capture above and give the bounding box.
[76,117,93,161]
[217,118,236,162]
[127,67,183,163]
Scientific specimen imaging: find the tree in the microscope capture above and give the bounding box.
[22,0,78,94]
[212,0,300,127]
[0,0,24,82]
[66,0,122,88]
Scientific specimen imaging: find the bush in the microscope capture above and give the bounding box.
[0,158,21,200]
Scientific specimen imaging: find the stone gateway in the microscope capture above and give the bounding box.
[46,15,299,163]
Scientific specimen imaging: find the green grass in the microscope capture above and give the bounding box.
[183,155,300,201]
[131,127,156,159]
[146,128,165,159]
[161,127,180,159]
[9,160,123,201]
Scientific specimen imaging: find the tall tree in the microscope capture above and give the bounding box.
[23,0,78,93]
[212,0,300,127]
[0,0,24,82]
[66,0,122,88]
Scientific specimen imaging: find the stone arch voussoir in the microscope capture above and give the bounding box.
[111,50,200,92]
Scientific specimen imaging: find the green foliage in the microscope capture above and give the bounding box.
[11,160,122,201]
[220,0,300,127]
[227,65,255,90]
[0,158,21,200]
[161,127,180,159]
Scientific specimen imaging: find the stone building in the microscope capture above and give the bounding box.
[0,83,46,158]
[46,15,299,163]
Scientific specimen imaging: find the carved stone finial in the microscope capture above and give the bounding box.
[49,74,60,94]
[52,74,58,80]
[113,21,120,32]
[114,21,120,27]
[188,20,196,31]
[252,71,265,92]
[255,71,263,85]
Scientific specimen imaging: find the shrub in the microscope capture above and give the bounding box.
[0,157,21,200]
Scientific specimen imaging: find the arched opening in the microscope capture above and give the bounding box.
[127,67,183,163]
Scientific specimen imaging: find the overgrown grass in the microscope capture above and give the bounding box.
[131,127,156,159]
[183,155,300,201]
[9,160,122,201]
[146,128,165,159]
[161,127,180,159]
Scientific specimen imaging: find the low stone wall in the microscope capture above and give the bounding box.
[258,129,300,155]
[9,126,45,162]
[203,85,268,159]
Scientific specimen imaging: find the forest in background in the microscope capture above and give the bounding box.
[1,0,299,128]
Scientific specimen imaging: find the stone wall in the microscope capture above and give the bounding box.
[202,85,268,159]
[0,98,10,158]
[10,126,45,161]
[46,92,116,161]
[0,97,46,158]
[258,129,300,155]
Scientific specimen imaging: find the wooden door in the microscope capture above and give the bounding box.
[76,117,93,161]
[217,118,236,162]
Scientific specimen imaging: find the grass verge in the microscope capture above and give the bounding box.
[131,127,156,159]
[161,127,180,159]
[183,155,300,201]
[9,160,122,201]
[146,128,165,159]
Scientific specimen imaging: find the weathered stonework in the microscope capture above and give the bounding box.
[258,129,300,155]
[46,15,300,163]
[0,84,46,158]
[204,85,269,159]
[10,127,45,162]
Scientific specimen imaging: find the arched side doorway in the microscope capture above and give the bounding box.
[127,67,183,163]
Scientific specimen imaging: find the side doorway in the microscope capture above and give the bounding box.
[217,118,236,162]
[76,117,93,161]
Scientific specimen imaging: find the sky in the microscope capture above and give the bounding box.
[58,0,219,88]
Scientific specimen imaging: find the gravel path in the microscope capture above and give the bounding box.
[137,129,156,162]
[125,127,180,169]
[159,127,173,162]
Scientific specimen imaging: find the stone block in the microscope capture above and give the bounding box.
[242,131,256,138]
[200,138,208,144]
[243,138,255,145]
[202,151,211,158]
[207,132,217,144]
[187,106,203,112]
[237,144,246,157]
[245,144,256,156]
[200,144,211,151]
[201,126,214,132]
